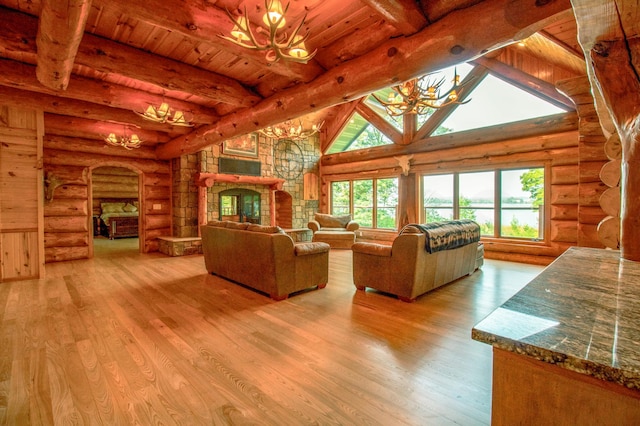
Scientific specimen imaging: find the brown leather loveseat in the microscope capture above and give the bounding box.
[201,221,330,300]
[352,220,482,302]
[308,213,360,248]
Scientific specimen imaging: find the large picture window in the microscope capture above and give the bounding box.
[421,167,545,240]
[330,178,398,230]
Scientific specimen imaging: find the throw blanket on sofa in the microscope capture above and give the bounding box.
[401,220,480,253]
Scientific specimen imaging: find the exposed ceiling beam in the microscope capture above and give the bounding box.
[0,58,219,124]
[321,99,364,154]
[413,65,490,141]
[360,0,428,35]
[0,6,261,108]
[0,84,187,134]
[36,0,92,90]
[92,0,323,83]
[44,113,168,145]
[355,102,403,145]
[156,0,573,159]
[472,56,576,110]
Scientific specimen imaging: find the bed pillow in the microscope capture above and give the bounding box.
[123,203,138,212]
[101,202,126,213]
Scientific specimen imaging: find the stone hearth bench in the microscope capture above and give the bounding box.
[158,236,203,256]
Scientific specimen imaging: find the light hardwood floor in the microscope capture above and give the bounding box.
[1,239,543,425]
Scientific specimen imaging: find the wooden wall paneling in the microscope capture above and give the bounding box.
[558,75,608,248]
[44,232,89,248]
[550,205,578,220]
[42,137,171,259]
[45,246,89,262]
[44,215,89,232]
[0,232,40,280]
[0,105,43,281]
[551,164,580,184]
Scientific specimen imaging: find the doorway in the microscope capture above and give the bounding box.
[91,165,142,257]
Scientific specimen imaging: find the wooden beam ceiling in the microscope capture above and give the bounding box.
[0,6,260,108]
[36,0,92,90]
[156,0,573,159]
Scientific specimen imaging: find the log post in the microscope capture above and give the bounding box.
[198,186,207,236]
[590,40,640,261]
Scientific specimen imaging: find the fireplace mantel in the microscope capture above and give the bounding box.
[195,173,286,228]
[195,173,285,190]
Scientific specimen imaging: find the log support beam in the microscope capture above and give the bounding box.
[590,40,640,261]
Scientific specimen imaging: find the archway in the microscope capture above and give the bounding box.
[90,165,143,257]
[275,190,293,229]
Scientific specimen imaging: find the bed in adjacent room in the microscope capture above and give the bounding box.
[99,201,139,239]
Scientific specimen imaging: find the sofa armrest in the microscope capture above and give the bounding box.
[308,220,320,232]
[352,242,391,257]
[294,242,330,256]
[346,221,359,231]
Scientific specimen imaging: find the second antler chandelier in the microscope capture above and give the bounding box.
[372,69,471,116]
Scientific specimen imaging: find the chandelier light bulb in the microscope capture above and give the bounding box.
[231,16,251,42]
[264,0,285,28]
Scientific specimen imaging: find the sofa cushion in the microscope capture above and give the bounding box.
[294,242,330,256]
[352,242,392,257]
[315,213,351,229]
[247,224,284,234]
[207,220,227,227]
[226,221,250,230]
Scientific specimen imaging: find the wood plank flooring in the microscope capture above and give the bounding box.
[0,238,544,425]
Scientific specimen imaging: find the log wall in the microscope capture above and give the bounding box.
[321,125,581,265]
[557,77,608,249]
[0,105,44,281]
[43,135,171,262]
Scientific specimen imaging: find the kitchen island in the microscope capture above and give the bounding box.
[473,247,640,424]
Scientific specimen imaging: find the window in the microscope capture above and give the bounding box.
[331,181,350,215]
[423,174,454,222]
[330,178,399,229]
[421,167,544,240]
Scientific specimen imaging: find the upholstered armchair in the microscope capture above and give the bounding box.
[308,213,359,248]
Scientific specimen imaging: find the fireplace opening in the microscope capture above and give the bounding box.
[219,188,261,224]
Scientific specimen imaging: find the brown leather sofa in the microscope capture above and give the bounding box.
[201,221,330,300]
[352,220,482,302]
[308,213,360,248]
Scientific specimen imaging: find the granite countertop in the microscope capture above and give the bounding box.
[472,247,640,390]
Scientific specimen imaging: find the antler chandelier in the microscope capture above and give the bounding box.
[258,120,324,140]
[372,69,470,116]
[135,101,193,127]
[220,0,316,64]
[104,127,143,150]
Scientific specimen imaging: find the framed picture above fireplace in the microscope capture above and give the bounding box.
[223,133,259,158]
